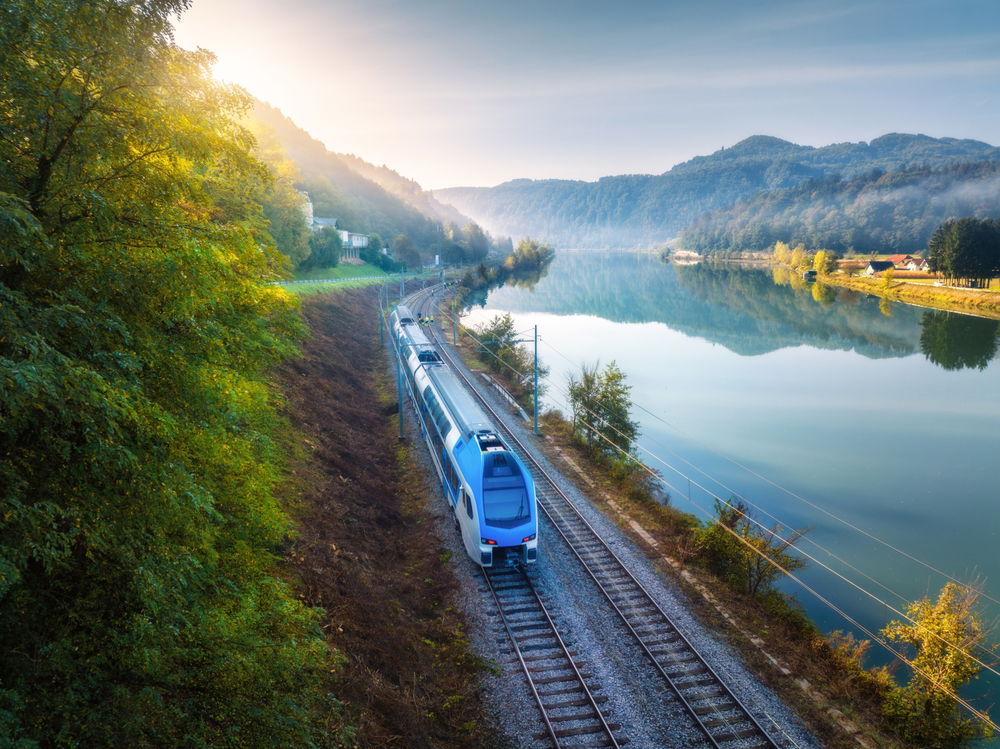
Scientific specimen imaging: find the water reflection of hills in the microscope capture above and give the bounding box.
[479,252,923,359]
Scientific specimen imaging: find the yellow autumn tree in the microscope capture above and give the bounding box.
[882,583,995,747]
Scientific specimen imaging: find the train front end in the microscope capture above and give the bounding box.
[474,434,538,567]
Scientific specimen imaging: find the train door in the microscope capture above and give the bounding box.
[459,487,478,561]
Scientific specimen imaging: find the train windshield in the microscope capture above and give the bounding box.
[484,487,530,526]
[483,452,530,527]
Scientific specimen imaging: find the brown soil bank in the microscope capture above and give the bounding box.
[276,288,499,748]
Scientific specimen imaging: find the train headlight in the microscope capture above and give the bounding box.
[522,533,536,542]
[481,538,497,545]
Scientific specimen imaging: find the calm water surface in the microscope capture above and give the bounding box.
[462,251,1000,720]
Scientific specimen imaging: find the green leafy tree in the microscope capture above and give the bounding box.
[305,225,342,268]
[882,583,995,747]
[813,249,838,274]
[249,121,312,266]
[462,223,490,262]
[789,243,808,269]
[695,499,807,595]
[0,1,336,744]
[928,217,1000,288]
[392,232,421,268]
[473,313,548,402]
[567,361,638,458]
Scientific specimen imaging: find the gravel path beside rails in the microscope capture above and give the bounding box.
[390,285,820,749]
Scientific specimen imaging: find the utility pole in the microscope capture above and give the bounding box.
[452,300,457,345]
[397,357,404,439]
[533,325,539,434]
[379,307,384,346]
[477,326,542,435]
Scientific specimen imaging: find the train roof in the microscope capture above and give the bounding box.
[394,304,416,324]
[394,303,504,443]
[426,365,493,438]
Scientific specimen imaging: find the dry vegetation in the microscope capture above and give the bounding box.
[533,414,902,749]
[825,272,1000,319]
[277,288,504,748]
[449,320,903,748]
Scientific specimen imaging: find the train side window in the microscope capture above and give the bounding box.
[464,490,473,520]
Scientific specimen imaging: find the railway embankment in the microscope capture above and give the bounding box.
[410,284,819,749]
[444,307,902,748]
[276,287,504,748]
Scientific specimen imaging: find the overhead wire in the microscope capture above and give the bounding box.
[525,329,1000,674]
[535,340,1000,666]
[537,333,1000,609]
[559,389,1000,729]
[540,381,1000,679]
[437,297,1000,684]
[429,290,999,730]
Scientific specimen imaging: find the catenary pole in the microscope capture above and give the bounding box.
[397,357,404,439]
[533,325,539,434]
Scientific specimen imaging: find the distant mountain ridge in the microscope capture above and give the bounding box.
[680,161,1000,254]
[433,134,1000,249]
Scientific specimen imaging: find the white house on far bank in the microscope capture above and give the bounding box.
[300,193,370,264]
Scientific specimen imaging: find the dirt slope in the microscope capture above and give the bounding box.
[277,288,501,748]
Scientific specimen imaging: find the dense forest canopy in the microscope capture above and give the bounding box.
[0,0,339,744]
[434,134,1000,249]
[680,162,1000,254]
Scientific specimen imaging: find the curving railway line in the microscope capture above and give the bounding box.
[402,284,787,748]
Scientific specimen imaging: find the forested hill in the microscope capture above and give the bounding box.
[680,161,1000,254]
[251,100,473,249]
[433,134,1000,248]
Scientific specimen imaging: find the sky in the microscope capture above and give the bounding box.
[173,0,1000,189]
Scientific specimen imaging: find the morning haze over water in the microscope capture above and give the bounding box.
[463,250,1000,691]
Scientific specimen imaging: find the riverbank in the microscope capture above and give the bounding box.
[443,305,901,749]
[821,273,1000,320]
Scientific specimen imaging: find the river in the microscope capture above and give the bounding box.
[460,250,1000,731]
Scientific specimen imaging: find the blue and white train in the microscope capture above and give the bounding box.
[391,304,538,567]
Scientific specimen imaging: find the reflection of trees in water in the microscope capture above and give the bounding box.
[480,253,926,358]
[674,263,920,357]
[919,311,999,371]
[812,282,836,306]
[463,261,551,308]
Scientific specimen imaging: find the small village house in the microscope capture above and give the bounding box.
[864,260,896,276]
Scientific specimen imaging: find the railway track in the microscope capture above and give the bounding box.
[408,285,784,749]
[484,565,624,748]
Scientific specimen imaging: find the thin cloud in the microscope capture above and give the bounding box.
[412,57,1000,104]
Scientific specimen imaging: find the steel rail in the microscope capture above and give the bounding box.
[483,565,622,749]
[391,286,621,748]
[406,285,782,749]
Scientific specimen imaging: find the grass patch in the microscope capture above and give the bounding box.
[285,276,389,296]
[293,263,388,281]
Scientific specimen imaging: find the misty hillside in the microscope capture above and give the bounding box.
[252,101,473,250]
[433,134,1000,249]
[680,161,1000,254]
